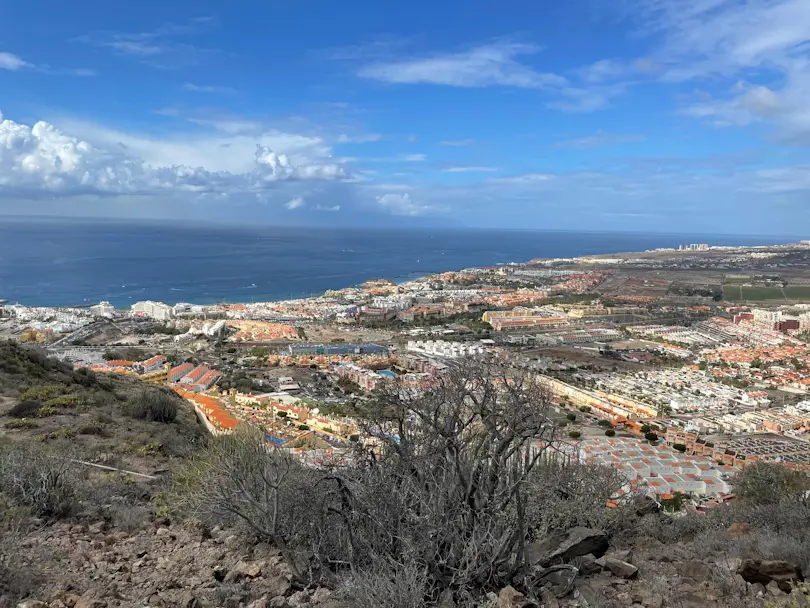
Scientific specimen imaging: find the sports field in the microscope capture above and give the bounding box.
[724,285,810,302]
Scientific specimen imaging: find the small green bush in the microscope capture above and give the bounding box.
[597,419,612,428]
[19,385,65,402]
[645,432,659,442]
[4,419,38,430]
[42,427,77,441]
[44,395,85,409]
[36,406,61,418]
[568,431,582,439]
[76,422,105,436]
[604,429,616,437]
[672,443,687,453]
[566,413,577,422]
[126,390,178,423]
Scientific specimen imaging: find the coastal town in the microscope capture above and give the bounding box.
[4,240,810,507]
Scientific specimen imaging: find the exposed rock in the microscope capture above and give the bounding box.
[224,560,263,582]
[749,582,767,597]
[212,565,227,582]
[634,495,661,517]
[527,527,609,567]
[767,580,786,597]
[574,581,610,608]
[577,554,603,576]
[737,559,803,593]
[496,586,531,608]
[597,557,639,579]
[16,602,46,608]
[263,574,292,600]
[632,589,663,608]
[287,590,311,607]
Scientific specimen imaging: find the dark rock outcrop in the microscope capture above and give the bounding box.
[527,527,609,567]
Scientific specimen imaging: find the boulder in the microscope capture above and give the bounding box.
[212,565,227,582]
[262,574,292,600]
[597,557,638,579]
[574,581,609,608]
[497,586,533,608]
[528,527,609,567]
[634,495,661,516]
[767,581,786,597]
[737,559,803,593]
[225,560,263,582]
[577,554,603,576]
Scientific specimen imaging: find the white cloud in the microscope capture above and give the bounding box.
[77,17,217,68]
[358,42,566,89]
[441,166,498,173]
[337,133,382,143]
[375,192,433,216]
[314,204,340,212]
[285,196,305,209]
[630,0,810,143]
[489,173,555,184]
[0,110,348,200]
[553,131,646,150]
[440,139,475,146]
[56,115,335,174]
[546,85,627,113]
[401,153,426,162]
[578,59,628,83]
[0,52,32,70]
[183,83,236,94]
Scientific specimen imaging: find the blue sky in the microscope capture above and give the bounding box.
[1,0,809,235]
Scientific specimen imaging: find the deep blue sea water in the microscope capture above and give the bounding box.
[0,217,798,308]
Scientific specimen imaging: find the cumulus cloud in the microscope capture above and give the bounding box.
[0,52,32,70]
[375,192,432,216]
[315,204,340,212]
[285,196,305,209]
[0,110,348,200]
[358,43,566,89]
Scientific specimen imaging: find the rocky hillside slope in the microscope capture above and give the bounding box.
[1,344,809,607]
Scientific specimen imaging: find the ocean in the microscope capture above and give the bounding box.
[0,217,797,308]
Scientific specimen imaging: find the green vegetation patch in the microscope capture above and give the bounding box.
[784,286,810,301]
[724,285,787,301]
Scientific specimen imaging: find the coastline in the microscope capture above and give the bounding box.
[0,218,803,309]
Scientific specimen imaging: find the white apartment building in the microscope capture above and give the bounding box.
[131,300,174,321]
[407,340,485,359]
[90,301,116,318]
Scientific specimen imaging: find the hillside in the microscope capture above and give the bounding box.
[0,340,204,474]
[1,348,809,607]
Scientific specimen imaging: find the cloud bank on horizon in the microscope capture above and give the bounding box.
[1,0,810,234]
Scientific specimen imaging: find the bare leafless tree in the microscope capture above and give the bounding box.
[180,359,614,604]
